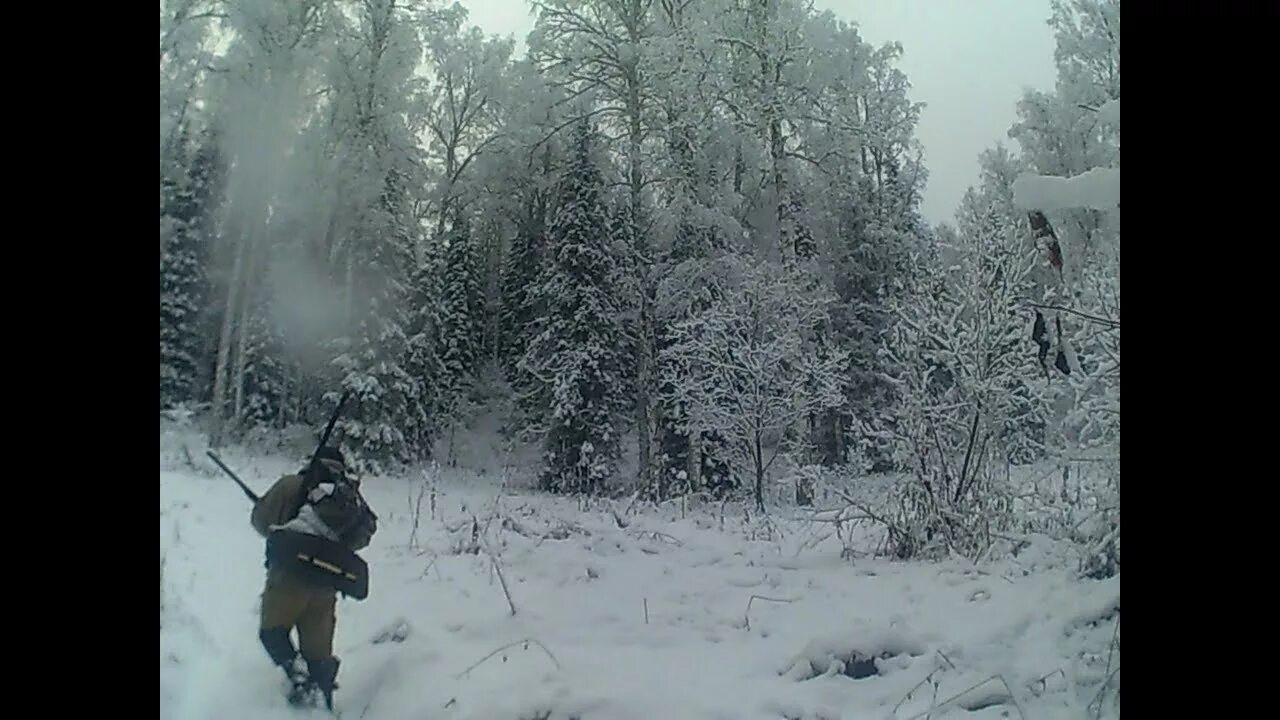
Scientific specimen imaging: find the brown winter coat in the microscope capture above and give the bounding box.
[252,473,337,661]
[251,474,307,537]
[253,466,374,552]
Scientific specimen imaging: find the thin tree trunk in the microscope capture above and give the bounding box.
[834,411,846,464]
[345,251,355,332]
[232,211,267,426]
[277,363,289,429]
[232,268,254,425]
[210,230,250,447]
[624,9,654,496]
[688,424,702,492]
[754,429,765,512]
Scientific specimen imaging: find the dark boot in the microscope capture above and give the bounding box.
[306,656,341,711]
[260,628,313,704]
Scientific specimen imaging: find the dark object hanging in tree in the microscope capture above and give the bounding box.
[1028,211,1055,240]
[1028,211,1063,274]
[1032,310,1051,378]
[1055,350,1071,375]
[1054,316,1071,376]
[1045,240,1063,274]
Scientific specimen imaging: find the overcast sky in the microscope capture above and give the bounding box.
[458,0,1058,226]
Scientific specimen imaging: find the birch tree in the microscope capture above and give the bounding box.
[662,257,845,511]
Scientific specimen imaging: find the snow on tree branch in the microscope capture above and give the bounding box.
[1096,98,1119,128]
[1012,168,1119,212]
[660,257,846,511]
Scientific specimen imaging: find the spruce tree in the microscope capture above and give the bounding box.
[331,176,419,473]
[520,121,625,494]
[502,202,543,361]
[403,257,445,459]
[435,218,479,462]
[240,296,289,428]
[160,137,220,409]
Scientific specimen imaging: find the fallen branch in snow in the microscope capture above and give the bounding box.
[806,506,876,524]
[892,667,944,717]
[1027,668,1065,696]
[455,638,561,679]
[418,553,443,582]
[935,650,957,670]
[902,674,1026,720]
[743,595,795,631]
[890,650,962,714]
[849,501,909,542]
[629,529,684,546]
[552,518,592,538]
[532,517,593,546]
[791,527,832,557]
[500,515,537,539]
[1089,667,1120,719]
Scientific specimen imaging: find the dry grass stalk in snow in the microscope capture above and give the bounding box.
[742,595,795,631]
[455,638,562,680]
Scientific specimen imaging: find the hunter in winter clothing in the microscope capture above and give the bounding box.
[251,447,375,709]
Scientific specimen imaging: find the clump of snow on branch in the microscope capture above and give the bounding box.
[1013,167,1119,212]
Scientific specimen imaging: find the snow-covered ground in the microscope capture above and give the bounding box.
[160,422,1119,720]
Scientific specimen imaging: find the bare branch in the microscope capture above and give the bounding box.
[1025,302,1119,329]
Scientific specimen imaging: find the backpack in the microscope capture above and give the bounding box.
[298,461,378,551]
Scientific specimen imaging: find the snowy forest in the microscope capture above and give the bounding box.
[161,0,1118,583]
[161,1,1120,717]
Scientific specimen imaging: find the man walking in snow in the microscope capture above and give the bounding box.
[250,447,377,710]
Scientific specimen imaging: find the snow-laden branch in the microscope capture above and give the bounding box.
[1012,167,1119,212]
[1096,98,1120,128]
[1014,92,1119,214]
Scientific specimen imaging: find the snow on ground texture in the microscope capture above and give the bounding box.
[160,426,1119,720]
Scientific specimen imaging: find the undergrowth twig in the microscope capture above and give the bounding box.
[455,638,561,679]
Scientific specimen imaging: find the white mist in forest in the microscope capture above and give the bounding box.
[267,252,350,372]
